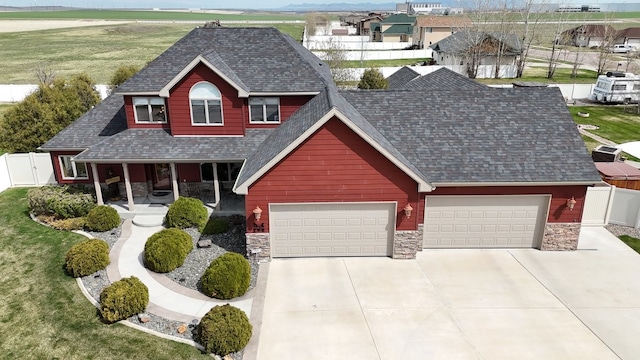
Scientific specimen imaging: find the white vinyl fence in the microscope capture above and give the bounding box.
[0,153,56,193]
[609,187,640,228]
[582,186,616,226]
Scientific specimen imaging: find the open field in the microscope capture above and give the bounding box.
[0,22,304,84]
[0,188,208,359]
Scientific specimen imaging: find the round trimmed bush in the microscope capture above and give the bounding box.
[200,252,250,300]
[85,205,120,232]
[65,238,110,277]
[99,276,149,323]
[197,304,252,356]
[202,217,229,235]
[165,197,207,229]
[144,228,193,273]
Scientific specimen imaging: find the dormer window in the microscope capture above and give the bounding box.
[249,98,280,123]
[190,82,223,126]
[134,97,166,123]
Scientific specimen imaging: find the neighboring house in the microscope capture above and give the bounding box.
[560,24,617,48]
[41,27,601,261]
[430,31,522,78]
[616,27,640,49]
[413,15,471,48]
[357,14,384,36]
[371,13,416,42]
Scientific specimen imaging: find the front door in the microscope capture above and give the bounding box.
[153,163,171,190]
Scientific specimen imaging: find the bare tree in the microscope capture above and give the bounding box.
[591,15,620,75]
[514,0,550,78]
[317,37,351,86]
[35,62,56,86]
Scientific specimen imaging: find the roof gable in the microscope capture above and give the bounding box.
[431,31,522,55]
[383,24,413,35]
[387,66,421,89]
[402,67,489,90]
[116,27,332,95]
[382,13,416,24]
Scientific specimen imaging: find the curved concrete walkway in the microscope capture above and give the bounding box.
[105,219,254,323]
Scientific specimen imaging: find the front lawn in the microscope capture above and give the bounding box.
[568,105,640,144]
[619,235,640,254]
[0,188,208,359]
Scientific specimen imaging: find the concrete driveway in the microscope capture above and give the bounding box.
[248,227,640,359]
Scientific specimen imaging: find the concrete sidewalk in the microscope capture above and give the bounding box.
[105,219,253,323]
[254,227,640,360]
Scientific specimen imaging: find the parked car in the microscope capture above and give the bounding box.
[610,44,634,53]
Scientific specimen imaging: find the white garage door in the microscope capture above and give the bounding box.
[424,195,549,248]
[270,202,395,257]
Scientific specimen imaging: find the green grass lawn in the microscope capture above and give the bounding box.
[619,235,640,253]
[478,66,599,85]
[0,9,304,21]
[568,105,640,144]
[0,22,304,84]
[0,188,209,359]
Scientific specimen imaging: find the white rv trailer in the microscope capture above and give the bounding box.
[591,72,640,104]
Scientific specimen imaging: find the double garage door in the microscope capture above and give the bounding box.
[424,195,550,248]
[270,203,395,258]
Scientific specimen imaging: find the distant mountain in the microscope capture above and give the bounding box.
[274,2,397,12]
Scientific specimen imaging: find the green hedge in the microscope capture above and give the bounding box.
[197,304,252,356]
[28,185,95,219]
[64,238,110,277]
[143,228,193,273]
[99,276,149,323]
[200,252,250,300]
[165,197,207,229]
[85,205,120,232]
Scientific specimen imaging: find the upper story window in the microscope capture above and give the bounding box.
[249,98,280,123]
[190,82,223,126]
[134,97,166,123]
[59,155,88,180]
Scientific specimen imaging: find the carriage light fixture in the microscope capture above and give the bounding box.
[253,206,263,221]
[566,197,577,211]
[404,203,413,218]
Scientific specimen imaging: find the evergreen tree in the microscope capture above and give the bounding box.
[358,68,389,89]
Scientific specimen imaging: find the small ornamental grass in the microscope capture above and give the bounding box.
[165,197,208,230]
[196,304,252,356]
[64,238,110,277]
[85,205,120,232]
[99,276,149,323]
[200,252,250,300]
[143,228,193,273]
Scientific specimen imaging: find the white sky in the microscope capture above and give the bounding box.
[2,0,396,10]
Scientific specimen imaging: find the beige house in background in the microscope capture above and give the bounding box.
[413,16,471,48]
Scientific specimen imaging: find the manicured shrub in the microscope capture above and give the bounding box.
[202,217,230,235]
[200,252,250,300]
[65,238,110,277]
[143,228,193,273]
[197,304,252,356]
[49,216,86,231]
[85,205,120,232]
[27,185,95,219]
[165,197,207,230]
[99,276,148,323]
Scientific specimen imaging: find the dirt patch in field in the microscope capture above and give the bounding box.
[0,20,132,33]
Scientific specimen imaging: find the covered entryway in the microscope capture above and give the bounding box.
[270,202,395,257]
[423,195,549,248]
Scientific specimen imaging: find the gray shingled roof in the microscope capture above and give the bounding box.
[340,87,602,184]
[402,67,489,91]
[40,94,127,150]
[73,128,271,162]
[116,27,332,94]
[386,66,420,89]
[235,85,431,188]
[430,31,522,56]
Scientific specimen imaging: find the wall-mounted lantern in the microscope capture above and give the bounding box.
[404,203,413,218]
[253,206,263,221]
[566,197,577,211]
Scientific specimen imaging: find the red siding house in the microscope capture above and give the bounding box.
[40,26,603,260]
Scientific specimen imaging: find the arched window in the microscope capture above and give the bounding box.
[190,82,223,125]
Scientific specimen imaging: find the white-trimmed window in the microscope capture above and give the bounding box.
[134,97,166,123]
[190,82,223,125]
[249,98,280,123]
[59,156,88,180]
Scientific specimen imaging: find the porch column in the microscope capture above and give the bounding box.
[212,162,220,205]
[170,162,179,201]
[90,162,103,205]
[122,163,135,211]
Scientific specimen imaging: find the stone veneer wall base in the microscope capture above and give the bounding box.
[393,224,423,259]
[541,223,581,251]
[246,233,271,262]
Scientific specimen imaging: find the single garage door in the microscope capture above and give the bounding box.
[270,202,395,257]
[424,195,549,248]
